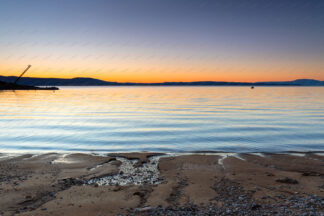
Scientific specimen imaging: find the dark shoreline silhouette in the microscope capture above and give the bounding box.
[0,76,324,87]
[0,80,59,90]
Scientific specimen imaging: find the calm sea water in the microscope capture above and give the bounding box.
[0,87,324,153]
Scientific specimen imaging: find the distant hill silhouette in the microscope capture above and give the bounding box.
[0,76,323,86]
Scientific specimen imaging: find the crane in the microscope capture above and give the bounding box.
[14,65,32,84]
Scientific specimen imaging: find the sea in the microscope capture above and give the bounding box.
[0,86,324,153]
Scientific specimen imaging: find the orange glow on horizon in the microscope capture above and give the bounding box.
[1,59,323,83]
[1,69,323,83]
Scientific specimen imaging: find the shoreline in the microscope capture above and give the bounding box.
[1,150,324,156]
[0,152,323,215]
[0,80,59,91]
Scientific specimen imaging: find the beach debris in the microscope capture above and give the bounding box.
[276,177,299,184]
[87,156,163,186]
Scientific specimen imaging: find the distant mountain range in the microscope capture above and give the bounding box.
[0,76,324,86]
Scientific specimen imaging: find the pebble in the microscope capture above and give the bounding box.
[124,191,324,215]
[87,156,163,186]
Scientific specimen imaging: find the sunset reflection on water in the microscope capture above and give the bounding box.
[1,87,324,153]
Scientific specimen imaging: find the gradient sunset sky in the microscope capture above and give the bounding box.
[0,0,323,82]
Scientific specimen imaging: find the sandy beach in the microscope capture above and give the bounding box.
[0,152,323,216]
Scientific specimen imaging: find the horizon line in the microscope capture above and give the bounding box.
[1,75,323,84]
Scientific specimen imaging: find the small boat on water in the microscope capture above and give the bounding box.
[0,65,59,91]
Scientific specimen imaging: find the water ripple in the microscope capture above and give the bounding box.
[1,87,324,153]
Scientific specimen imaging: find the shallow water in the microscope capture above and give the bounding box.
[0,86,324,153]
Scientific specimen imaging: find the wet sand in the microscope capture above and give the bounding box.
[0,152,323,215]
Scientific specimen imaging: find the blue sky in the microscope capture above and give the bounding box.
[1,0,323,82]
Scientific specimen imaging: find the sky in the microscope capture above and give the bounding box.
[0,0,324,82]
